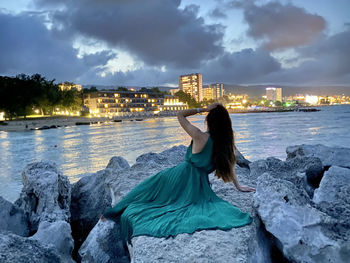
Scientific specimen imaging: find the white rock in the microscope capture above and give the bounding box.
[30,220,74,263]
[286,144,350,169]
[79,220,129,263]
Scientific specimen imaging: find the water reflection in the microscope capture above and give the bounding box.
[0,106,349,202]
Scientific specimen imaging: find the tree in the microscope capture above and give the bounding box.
[175,90,202,108]
[116,86,128,91]
[275,101,282,107]
[83,86,98,93]
[0,73,83,118]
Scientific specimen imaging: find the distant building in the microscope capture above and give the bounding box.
[202,83,224,101]
[58,82,82,92]
[84,91,187,117]
[169,88,180,96]
[179,73,203,102]
[159,95,188,112]
[266,87,282,101]
[202,86,215,101]
[209,83,224,99]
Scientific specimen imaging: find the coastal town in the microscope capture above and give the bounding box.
[1,73,350,124]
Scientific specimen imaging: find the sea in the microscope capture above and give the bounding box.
[1,105,349,202]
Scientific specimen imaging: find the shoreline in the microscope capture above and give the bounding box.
[0,115,179,132]
[0,106,324,132]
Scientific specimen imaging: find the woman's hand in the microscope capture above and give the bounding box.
[237,185,256,192]
[206,102,222,111]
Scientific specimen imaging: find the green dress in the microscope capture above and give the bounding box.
[103,134,253,243]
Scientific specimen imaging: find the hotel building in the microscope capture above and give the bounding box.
[179,73,203,102]
[266,87,282,101]
[202,83,224,101]
[202,86,215,101]
[159,95,188,112]
[58,82,82,92]
[84,91,187,117]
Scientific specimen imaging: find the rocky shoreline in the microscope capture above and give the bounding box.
[0,144,349,262]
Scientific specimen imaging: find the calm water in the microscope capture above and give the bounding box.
[1,105,349,202]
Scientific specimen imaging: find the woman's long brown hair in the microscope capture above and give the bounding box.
[206,105,236,182]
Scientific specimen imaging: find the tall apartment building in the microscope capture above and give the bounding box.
[202,86,215,101]
[202,83,224,101]
[266,87,282,101]
[210,83,224,99]
[179,73,203,102]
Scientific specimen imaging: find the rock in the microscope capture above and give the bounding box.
[254,172,350,263]
[236,149,251,169]
[0,231,62,263]
[134,145,187,169]
[249,156,324,197]
[78,220,129,263]
[71,157,129,259]
[106,156,130,172]
[313,166,350,222]
[0,196,29,236]
[286,144,350,169]
[30,220,74,263]
[14,161,71,233]
[12,161,74,262]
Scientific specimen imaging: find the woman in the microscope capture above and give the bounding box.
[102,103,255,243]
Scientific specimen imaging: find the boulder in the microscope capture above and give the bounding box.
[249,156,324,197]
[0,196,29,236]
[14,161,71,232]
[286,144,350,169]
[78,220,129,263]
[13,161,74,262]
[313,166,350,222]
[106,156,130,172]
[30,220,74,263]
[70,157,129,259]
[254,171,350,263]
[236,149,251,169]
[0,231,62,263]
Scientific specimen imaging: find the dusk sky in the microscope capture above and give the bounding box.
[1,0,349,86]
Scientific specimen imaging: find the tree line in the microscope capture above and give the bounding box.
[0,74,82,120]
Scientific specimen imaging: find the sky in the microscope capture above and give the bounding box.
[0,0,349,87]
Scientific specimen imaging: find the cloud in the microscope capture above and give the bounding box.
[44,0,225,68]
[0,12,115,82]
[231,1,326,51]
[209,8,227,19]
[264,29,350,84]
[82,48,281,86]
[201,48,281,83]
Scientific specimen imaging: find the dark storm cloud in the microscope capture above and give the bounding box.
[84,48,282,86]
[231,1,326,51]
[264,29,350,84]
[38,0,224,68]
[201,48,281,83]
[209,8,227,19]
[0,12,115,82]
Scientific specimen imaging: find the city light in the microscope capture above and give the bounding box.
[305,95,319,105]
